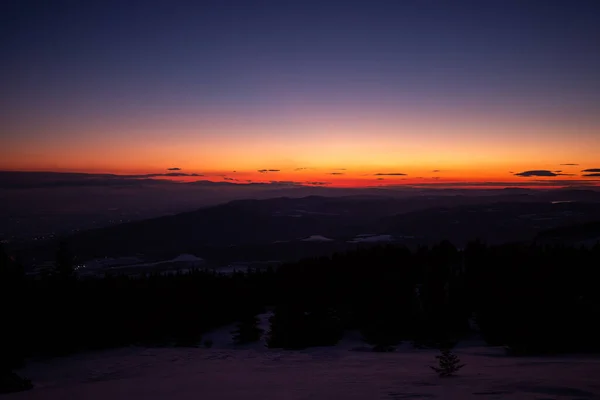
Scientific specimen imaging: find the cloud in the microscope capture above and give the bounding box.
[582,168,600,173]
[0,171,182,189]
[0,171,216,190]
[223,177,235,181]
[294,167,308,171]
[191,180,324,188]
[333,168,347,170]
[374,173,407,176]
[4,171,597,191]
[560,163,579,166]
[258,169,280,173]
[186,180,240,186]
[582,173,600,177]
[187,180,304,187]
[386,180,600,189]
[110,172,203,178]
[167,167,181,171]
[328,172,344,175]
[554,170,563,173]
[514,170,568,177]
[377,178,384,180]
[159,172,202,177]
[432,170,441,173]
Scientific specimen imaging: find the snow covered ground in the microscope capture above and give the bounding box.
[301,235,334,242]
[349,234,394,243]
[10,318,600,399]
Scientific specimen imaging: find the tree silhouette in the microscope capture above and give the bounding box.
[431,349,465,377]
[2,240,598,360]
[0,244,33,393]
[232,314,263,345]
[54,240,75,281]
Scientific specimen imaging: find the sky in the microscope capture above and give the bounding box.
[2,0,600,188]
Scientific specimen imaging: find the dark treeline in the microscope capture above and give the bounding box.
[0,241,273,384]
[2,239,600,390]
[267,242,468,350]
[267,241,600,354]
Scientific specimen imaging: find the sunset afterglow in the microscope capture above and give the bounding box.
[2,1,599,188]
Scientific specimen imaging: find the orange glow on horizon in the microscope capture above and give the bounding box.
[0,165,596,189]
[2,108,599,188]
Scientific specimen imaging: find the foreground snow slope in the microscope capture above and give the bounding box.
[11,342,600,399]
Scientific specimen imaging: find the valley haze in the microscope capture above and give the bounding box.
[2,170,600,276]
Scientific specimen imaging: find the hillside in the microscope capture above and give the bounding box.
[16,190,600,265]
[535,221,600,245]
[381,201,600,245]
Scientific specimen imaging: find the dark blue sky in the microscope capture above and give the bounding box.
[4,0,599,115]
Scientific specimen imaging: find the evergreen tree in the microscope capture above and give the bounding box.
[0,372,33,394]
[232,314,263,345]
[430,349,465,377]
[0,244,26,370]
[4,240,600,359]
[0,244,33,393]
[265,305,309,349]
[54,240,75,281]
[305,307,343,347]
[47,241,78,354]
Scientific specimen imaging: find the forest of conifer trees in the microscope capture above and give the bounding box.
[1,239,600,392]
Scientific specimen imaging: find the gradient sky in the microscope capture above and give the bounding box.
[2,0,599,187]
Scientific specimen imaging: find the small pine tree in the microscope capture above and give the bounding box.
[430,349,465,377]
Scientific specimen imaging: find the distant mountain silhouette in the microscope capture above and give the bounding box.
[380,201,600,245]
[17,190,600,264]
[535,221,600,245]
